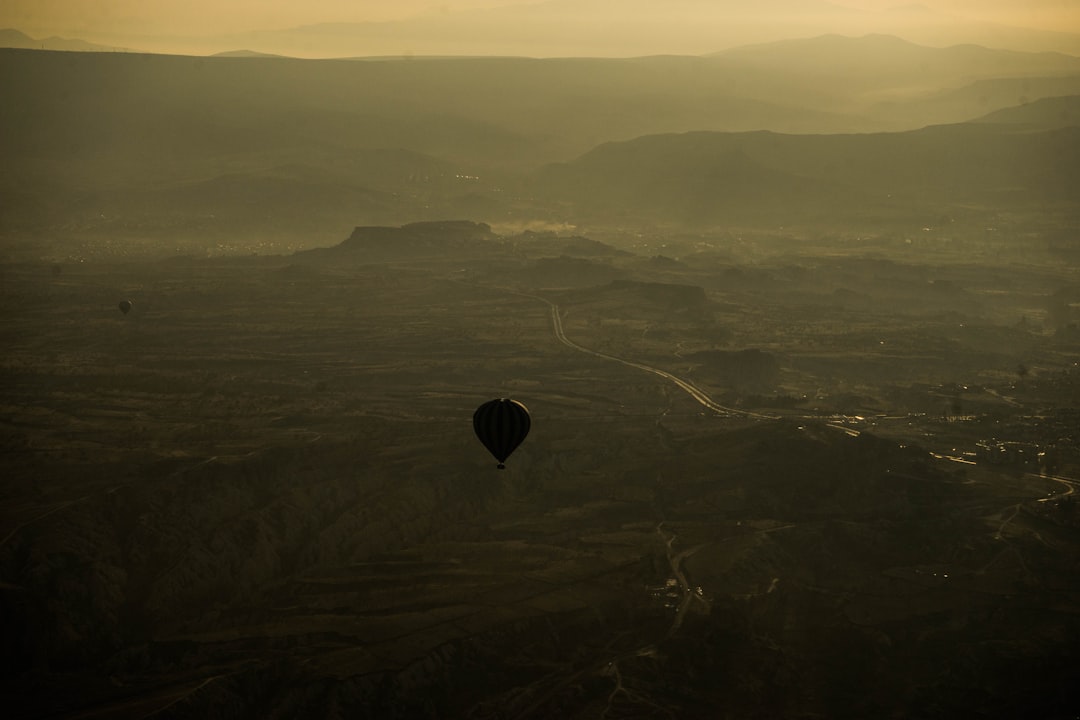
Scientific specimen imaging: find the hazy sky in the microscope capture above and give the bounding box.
[3,0,1079,55]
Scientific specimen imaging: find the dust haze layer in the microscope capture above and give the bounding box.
[2,22,1080,719]
[2,37,1079,259]
[4,0,1080,56]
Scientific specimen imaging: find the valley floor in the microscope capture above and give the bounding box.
[1,236,1078,718]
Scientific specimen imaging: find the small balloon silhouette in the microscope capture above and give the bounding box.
[473,398,531,469]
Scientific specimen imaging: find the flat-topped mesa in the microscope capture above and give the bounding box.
[342,221,497,249]
[294,220,501,263]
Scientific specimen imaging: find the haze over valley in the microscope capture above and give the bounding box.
[2,6,1079,718]
[3,35,1080,258]
[6,0,1080,56]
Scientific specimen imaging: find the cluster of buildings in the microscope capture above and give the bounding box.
[975,439,1059,474]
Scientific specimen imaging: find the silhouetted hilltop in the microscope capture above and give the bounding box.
[4,38,1077,174]
[713,33,1080,81]
[871,76,1080,130]
[211,49,288,58]
[0,28,128,53]
[295,221,500,263]
[974,95,1080,129]
[0,29,36,47]
[513,232,629,258]
[709,35,1080,128]
[536,141,826,224]
[344,220,496,246]
[3,41,1079,252]
[131,1,1080,57]
[534,123,1080,225]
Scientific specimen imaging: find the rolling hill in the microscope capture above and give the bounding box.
[713,33,1080,81]
[709,34,1080,123]
[2,37,1078,252]
[973,94,1080,129]
[532,121,1080,227]
[0,28,130,53]
[294,220,501,263]
[4,36,1077,173]
[97,0,1080,57]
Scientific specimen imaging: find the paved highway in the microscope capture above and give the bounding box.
[529,292,776,420]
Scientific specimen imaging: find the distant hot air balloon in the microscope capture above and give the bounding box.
[473,398,531,469]
[118,300,132,315]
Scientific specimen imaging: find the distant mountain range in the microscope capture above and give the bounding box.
[5,0,1080,58]
[0,28,129,53]
[974,94,1080,129]
[210,49,288,59]
[533,101,1080,226]
[171,10,1080,59]
[295,221,501,263]
[1,38,1077,243]
[3,35,1077,165]
[713,33,1080,79]
[703,34,1080,123]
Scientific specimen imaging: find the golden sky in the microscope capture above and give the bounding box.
[2,1,475,35]
[3,0,1079,55]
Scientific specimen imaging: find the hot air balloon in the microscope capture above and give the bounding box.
[473,398,531,469]
[118,300,132,315]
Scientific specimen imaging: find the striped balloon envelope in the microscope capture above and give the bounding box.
[473,398,531,469]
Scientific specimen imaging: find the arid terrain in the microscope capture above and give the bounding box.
[3,22,1080,715]
[2,221,1078,718]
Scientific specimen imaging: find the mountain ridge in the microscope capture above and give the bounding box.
[0,28,130,53]
[293,221,502,263]
[972,94,1080,129]
[78,1,1080,57]
[533,121,1080,226]
[2,40,1077,247]
[713,33,1080,79]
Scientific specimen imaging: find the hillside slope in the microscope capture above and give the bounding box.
[2,40,1078,251]
[973,94,1080,129]
[533,122,1080,226]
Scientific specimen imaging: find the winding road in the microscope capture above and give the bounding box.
[494,281,1080,514]
[656,522,711,638]
[517,290,776,420]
